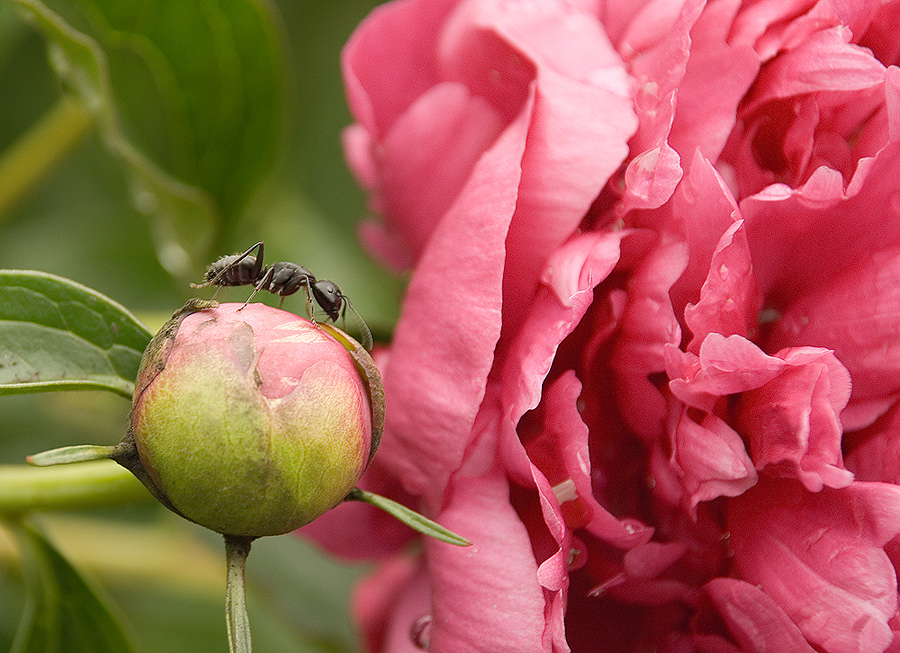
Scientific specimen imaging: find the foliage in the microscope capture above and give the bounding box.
[0,1,397,651]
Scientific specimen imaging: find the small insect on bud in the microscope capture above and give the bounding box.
[125,301,383,537]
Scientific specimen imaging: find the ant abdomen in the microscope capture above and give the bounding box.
[204,255,261,287]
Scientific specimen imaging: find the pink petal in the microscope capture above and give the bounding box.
[669,151,743,318]
[737,348,853,491]
[730,0,878,61]
[667,334,784,413]
[378,94,532,506]
[341,0,456,139]
[683,219,761,353]
[669,410,757,512]
[611,236,687,439]
[621,141,684,211]
[376,83,505,263]
[668,0,760,161]
[728,478,900,653]
[624,0,703,110]
[743,27,885,114]
[766,247,900,428]
[701,578,817,652]
[426,472,548,652]
[618,0,716,211]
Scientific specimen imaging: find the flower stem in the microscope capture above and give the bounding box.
[224,534,255,653]
[0,95,93,219]
[0,460,150,514]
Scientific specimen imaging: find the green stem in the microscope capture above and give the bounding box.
[224,535,254,653]
[0,460,150,514]
[0,96,93,219]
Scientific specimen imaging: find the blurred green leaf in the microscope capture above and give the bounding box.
[0,270,152,398]
[12,0,288,276]
[9,518,135,653]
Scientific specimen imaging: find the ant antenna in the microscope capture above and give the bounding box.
[342,297,374,351]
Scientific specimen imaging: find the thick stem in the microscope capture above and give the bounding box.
[224,534,255,653]
[0,460,149,514]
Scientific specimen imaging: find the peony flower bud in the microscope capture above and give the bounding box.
[125,300,383,537]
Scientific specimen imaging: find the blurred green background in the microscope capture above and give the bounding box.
[0,0,400,650]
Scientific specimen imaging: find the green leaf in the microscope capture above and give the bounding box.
[346,488,472,547]
[0,270,152,397]
[12,0,288,275]
[8,518,135,653]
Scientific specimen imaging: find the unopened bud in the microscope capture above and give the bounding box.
[126,301,382,537]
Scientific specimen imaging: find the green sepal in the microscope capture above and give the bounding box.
[345,488,471,547]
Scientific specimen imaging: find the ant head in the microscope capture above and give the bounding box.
[312,280,342,321]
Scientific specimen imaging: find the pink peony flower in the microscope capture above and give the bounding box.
[308,0,900,651]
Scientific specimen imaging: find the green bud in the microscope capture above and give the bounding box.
[125,300,383,537]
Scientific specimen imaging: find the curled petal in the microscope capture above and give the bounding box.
[743,27,885,114]
[667,334,784,413]
[669,410,757,512]
[737,348,853,491]
[683,218,761,353]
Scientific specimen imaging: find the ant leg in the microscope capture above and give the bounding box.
[249,242,265,280]
[239,266,272,310]
[302,278,318,324]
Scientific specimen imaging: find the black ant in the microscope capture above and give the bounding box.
[192,242,373,350]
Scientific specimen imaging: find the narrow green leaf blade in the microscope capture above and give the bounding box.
[9,518,136,653]
[346,488,472,547]
[0,270,152,397]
